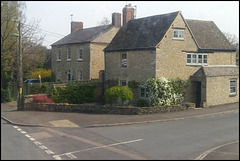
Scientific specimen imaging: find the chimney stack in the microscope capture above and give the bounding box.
[112,12,121,27]
[122,3,135,26]
[71,21,83,34]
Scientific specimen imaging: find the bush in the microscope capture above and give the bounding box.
[32,95,54,104]
[30,84,48,94]
[140,77,187,106]
[128,80,140,89]
[168,78,188,98]
[50,84,96,104]
[137,99,150,107]
[105,86,133,105]
[50,87,68,103]
[1,88,12,103]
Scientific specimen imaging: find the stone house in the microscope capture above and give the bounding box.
[51,3,136,82]
[104,11,238,107]
[51,13,122,81]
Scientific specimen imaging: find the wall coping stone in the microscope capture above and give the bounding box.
[23,102,192,115]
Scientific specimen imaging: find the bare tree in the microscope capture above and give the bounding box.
[97,17,111,26]
[223,32,239,65]
[1,1,47,83]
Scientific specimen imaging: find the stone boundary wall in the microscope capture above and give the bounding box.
[23,102,192,115]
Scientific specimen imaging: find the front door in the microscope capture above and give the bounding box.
[196,81,201,107]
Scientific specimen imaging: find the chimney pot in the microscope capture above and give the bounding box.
[122,4,135,26]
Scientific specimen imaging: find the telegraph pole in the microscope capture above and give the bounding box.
[17,20,23,110]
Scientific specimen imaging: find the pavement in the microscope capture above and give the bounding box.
[1,101,239,160]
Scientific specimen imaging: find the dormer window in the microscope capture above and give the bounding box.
[173,29,184,40]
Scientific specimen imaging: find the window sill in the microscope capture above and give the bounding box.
[229,93,237,97]
[56,60,61,62]
[186,64,208,66]
[172,38,184,41]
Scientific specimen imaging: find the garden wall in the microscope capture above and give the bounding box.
[23,102,192,115]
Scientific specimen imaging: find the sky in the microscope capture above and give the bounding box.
[24,1,239,49]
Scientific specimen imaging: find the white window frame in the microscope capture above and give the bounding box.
[140,88,149,99]
[173,29,184,40]
[67,47,71,61]
[78,70,83,81]
[186,53,208,66]
[57,49,61,61]
[78,48,83,61]
[121,53,127,69]
[229,79,237,95]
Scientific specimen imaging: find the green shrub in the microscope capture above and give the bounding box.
[50,84,96,104]
[128,80,140,89]
[168,78,188,98]
[1,88,12,103]
[137,99,150,107]
[105,86,133,105]
[30,84,48,94]
[50,87,68,103]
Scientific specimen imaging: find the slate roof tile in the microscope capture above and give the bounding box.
[185,19,236,51]
[51,25,114,46]
[104,11,179,51]
[193,66,239,77]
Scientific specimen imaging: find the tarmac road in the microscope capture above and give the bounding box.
[1,102,239,160]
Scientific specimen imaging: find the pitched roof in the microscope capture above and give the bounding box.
[104,11,179,52]
[192,65,239,77]
[51,25,114,46]
[185,19,236,52]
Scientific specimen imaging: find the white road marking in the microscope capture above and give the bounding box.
[29,137,35,141]
[195,140,239,160]
[20,131,27,134]
[25,134,31,138]
[53,155,62,160]
[55,138,143,158]
[12,126,57,160]
[34,141,42,145]
[45,150,55,154]
[39,145,48,150]
[66,153,77,159]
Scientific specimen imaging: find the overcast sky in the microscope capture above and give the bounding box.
[24,1,239,49]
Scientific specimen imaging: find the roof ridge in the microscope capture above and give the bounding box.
[185,19,214,22]
[134,11,180,21]
[51,25,114,46]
